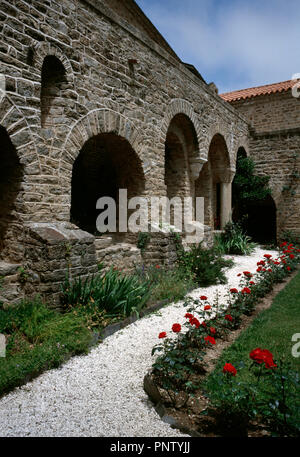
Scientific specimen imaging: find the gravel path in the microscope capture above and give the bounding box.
[0,247,277,437]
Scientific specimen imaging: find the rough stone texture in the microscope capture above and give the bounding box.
[21,222,98,306]
[228,91,300,237]
[0,0,249,304]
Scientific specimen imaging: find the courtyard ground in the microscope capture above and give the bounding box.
[0,247,281,437]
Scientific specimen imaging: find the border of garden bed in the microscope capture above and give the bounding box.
[143,266,300,438]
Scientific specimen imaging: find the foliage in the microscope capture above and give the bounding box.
[61,264,152,317]
[214,221,256,255]
[278,230,300,248]
[232,156,271,208]
[137,232,151,253]
[0,298,92,397]
[151,242,300,436]
[176,243,233,287]
[152,321,206,408]
[135,264,196,304]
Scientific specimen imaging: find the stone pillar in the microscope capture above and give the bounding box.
[220,168,236,229]
[220,182,232,229]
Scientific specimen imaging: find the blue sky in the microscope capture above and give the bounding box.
[135,0,300,93]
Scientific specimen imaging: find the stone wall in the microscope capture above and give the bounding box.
[0,0,249,305]
[228,90,300,237]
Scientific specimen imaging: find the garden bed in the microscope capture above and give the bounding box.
[145,244,300,437]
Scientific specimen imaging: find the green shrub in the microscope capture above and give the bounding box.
[176,243,233,287]
[61,265,152,317]
[135,265,196,303]
[214,221,256,255]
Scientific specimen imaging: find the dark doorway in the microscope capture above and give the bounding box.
[71,133,145,241]
[0,126,24,260]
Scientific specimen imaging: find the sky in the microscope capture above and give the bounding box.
[135,0,300,94]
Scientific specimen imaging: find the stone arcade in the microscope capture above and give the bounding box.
[0,0,299,305]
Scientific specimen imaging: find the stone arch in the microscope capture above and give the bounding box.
[32,42,76,128]
[0,94,40,173]
[58,109,149,229]
[59,109,149,178]
[70,133,146,242]
[206,123,233,166]
[195,133,234,230]
[32,41,74,84]
[161,99,205,173]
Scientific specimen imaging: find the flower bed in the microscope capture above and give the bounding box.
[146,242,300,436]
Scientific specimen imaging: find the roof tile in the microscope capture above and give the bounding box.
[220,80,296,102]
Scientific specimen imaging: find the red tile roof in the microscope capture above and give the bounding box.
[220,79,295,102]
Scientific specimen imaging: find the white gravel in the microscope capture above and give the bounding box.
[0,247,277,437]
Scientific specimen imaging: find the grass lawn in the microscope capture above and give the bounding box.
[203,269,300,436]
[205,269,300,377]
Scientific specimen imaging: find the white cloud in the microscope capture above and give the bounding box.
[136,0,300,92]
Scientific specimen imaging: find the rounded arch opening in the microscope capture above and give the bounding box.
[243,195,277,243]
[40,55,67,128]
[164,113,198,226]
[0,126,24,261]
[70,133,146,243]
[195,133,230,230]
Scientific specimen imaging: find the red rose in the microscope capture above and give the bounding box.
[290,254,295,259]
[267,268,272,272]
[249,281,255,285]
[264,254,272,259]
[280,242,287,247]
[172,323,181,333]
[241,287,251,294]
[158,332,167,339]
[225,314,233,322]
[210,327,216,335]
[287,266,291,271]
[155,265,160,269]
[230,288,238,293]
[190,317,200,328]
[204,335,216,345]
[243,271,252,276]
[257,267,262,272]
[201,321,207,328]
[200,295,208,300]
[223,363,237,376]
[185,313,194,319]
[250,348,277,369]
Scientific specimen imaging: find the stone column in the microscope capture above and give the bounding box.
[189,156,207,220]
[220,168,236,229]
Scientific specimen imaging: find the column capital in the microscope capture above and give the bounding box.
[189,157,207,180]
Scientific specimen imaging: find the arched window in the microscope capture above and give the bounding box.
[40,55,67,127]
[71,133,145,243]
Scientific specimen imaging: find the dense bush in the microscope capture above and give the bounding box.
[214,221,256,255]
[176,243,233,287]
[61,265,152,317]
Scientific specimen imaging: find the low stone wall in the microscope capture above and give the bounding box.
[21,222,98,307]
